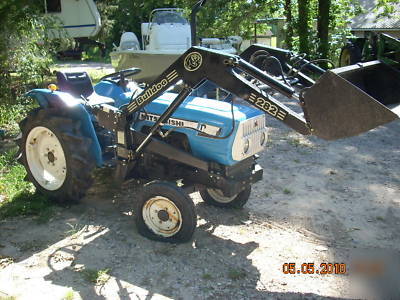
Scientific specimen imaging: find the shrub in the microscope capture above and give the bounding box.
[0,1,54,108]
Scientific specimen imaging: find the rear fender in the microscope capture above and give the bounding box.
[26,89,103,166]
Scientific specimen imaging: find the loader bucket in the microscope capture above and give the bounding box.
[302,60,400,140]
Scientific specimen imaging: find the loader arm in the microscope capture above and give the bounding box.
[122,46,399,144]
[123,47,311,136]
[239,43,326,87]
[113,45,399,161]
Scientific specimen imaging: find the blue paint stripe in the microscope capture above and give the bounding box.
[63,24,96,29]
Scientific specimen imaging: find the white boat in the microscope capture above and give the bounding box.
[110,8,241,83]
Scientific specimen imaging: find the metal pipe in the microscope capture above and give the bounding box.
[190,0,207,46]
[238,59,295,97]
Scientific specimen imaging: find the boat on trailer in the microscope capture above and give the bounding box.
[110,7,241,83]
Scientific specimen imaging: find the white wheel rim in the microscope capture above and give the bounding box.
[142,196,182,237]
[207,188,237,203]
[26,126,67,191]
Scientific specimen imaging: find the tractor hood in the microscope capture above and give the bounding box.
[130,92,266,166]
[140,92,262,134]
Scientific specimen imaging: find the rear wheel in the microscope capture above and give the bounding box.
[135,181,196,243]
[18,109,95,203]
[339,44,362,67]
[200,186,251,208]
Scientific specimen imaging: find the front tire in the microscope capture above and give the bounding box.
[200,186,251,208]
[135,181,196,243]
[18,108,95,203]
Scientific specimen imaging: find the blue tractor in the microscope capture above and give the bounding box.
[18,46,400,242]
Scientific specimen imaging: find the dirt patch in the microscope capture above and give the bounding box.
[0,103,399,299]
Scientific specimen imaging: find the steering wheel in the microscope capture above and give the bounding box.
[100,68,142,86]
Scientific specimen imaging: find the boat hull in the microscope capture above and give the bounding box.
[110,50,184,83]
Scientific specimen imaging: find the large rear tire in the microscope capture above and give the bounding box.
[339,44,362,67]
[135,181,196,243]
[17,108,95,203]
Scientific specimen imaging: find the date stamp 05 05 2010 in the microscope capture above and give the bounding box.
[282,262,385,276]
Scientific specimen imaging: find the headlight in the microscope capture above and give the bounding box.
[243,139,250,153]
[260,132,266,146]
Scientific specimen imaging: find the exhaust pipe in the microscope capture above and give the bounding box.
[190,0,207,46]
[302,60,400,140]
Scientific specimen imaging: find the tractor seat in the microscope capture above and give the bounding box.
[56,71,114,105]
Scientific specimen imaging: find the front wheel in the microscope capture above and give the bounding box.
[200,186,251,208]
[135,181,196,243]
[18,108,95,203]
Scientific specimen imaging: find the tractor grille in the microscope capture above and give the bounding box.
[242,116,266,137]
[232,115,268,161]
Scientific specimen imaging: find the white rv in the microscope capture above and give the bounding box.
[43,0,101,39]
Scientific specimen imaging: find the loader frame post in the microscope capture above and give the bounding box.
[122,46,311,136]
[134,85,193,154]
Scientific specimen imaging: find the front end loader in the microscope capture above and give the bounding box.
[18,44,400,242]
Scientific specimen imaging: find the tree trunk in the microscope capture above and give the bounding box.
[317,0,331,61]
[297,0,310,55]
[284,0,293,49]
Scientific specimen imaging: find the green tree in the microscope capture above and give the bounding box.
[297,0,311,55]
[284,0,294,49]
[0,1,53,105]
[194,0,282,39]
[317,0,331,62]
[376,0,400,16]
[101,0,283,48]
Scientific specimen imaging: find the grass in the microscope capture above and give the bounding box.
[202,273,213,280]
[283,188,292,195]
[227,268,247,280]
[81,47,111,64]
[0,104,33,135]
[81,268,111,286]
[62,290,76,300]
[0,148,53,220]
[65,223,85,236]
[288,137,302,147]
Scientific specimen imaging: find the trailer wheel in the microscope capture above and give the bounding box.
[339,44,362,67]
[200,186,251,208]
[135,181,196,243]
[17,108,95,203]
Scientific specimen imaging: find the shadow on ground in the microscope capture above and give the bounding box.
[1,109,400,299]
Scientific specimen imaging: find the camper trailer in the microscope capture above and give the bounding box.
[43,0,103,58]
[44,0,101,38]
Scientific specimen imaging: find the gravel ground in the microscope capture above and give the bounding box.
[1,79,400,299]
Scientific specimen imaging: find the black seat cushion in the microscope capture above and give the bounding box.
[56,71,94,98]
